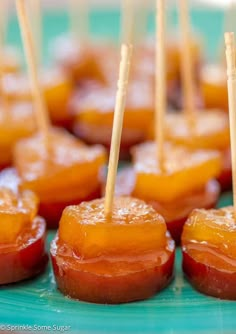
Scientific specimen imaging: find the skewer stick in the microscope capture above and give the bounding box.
[29,0,42,67]
[155,0,166,171]
[219,1,236,63]
[69,0,89,43]
[69,0,80,41]
[224,2,236,39]
[179,0,195,129]
[136,0,148,44]
[0,0,9,43]
[104,44,132,217]
[0,0,10,116]
[79,0,89,43]
[121,0,134,45]
[225,32,236,219]
[16,0,50,149]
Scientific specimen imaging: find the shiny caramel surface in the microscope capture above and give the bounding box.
[182,206,236,264]
[72,80,153,130]
[3,69,72,116]
[0,103,36,145]
[0,169,39,244]
[14,128,106,201]
[0,103,36,166]
[132,141,221,202]
[52,36,109,83]
[59,197,167,259]
[166,110,230,150]
[200,64,228,111]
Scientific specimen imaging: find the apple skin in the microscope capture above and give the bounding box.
[51,235,175,304]
[39,186,102,229]
[0,217,48,285]
[182,248,236,300]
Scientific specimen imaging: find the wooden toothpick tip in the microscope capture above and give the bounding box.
[104,43,132,218]
[225,32,236,219]
[16,0,50,150]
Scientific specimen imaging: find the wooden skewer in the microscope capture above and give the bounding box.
[155,0,166,172]
[179,0,196,129]
[104,44,132,218]
[121,0,134,45]
[79,0,89,44]
[220,1,235,63]
[225,32,236,219]
[69,0,89,43]
[0,0,10,117]
[16,0,50,150]
[0,0,9,44]
[224,2,236,38]
[69,0,80,41]
[136,0,148,44]
[29,0,42,67]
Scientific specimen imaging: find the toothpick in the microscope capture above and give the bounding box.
[225,32,236,219]
[16,0,50,149]
[135,0,148,44]
[219,1,236,63]
[0,0,9,44]
[179,0,196,129]
[224,2,236,39]
[69,0,79,41]
[28,0,42,67]
[121,0,134,45]
[104,44,132,217]
[69,0,89,43]
[0,0,10,116]
[155,0,166,172]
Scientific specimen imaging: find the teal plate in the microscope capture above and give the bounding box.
[1,7,236,334]
[0,193,235,334]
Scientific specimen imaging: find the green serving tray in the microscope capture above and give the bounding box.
[1,7,236,334]
[0,193,234,334]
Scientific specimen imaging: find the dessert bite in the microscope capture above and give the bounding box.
[51,196,175,303]
[2,69,73,129]
[115,142,221,243]
[181,31,236,300]
[71,80,153,158]
[0,102,36,169]
[14,128,106,228]
[200,64,228,111]
[0,168,47,284]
